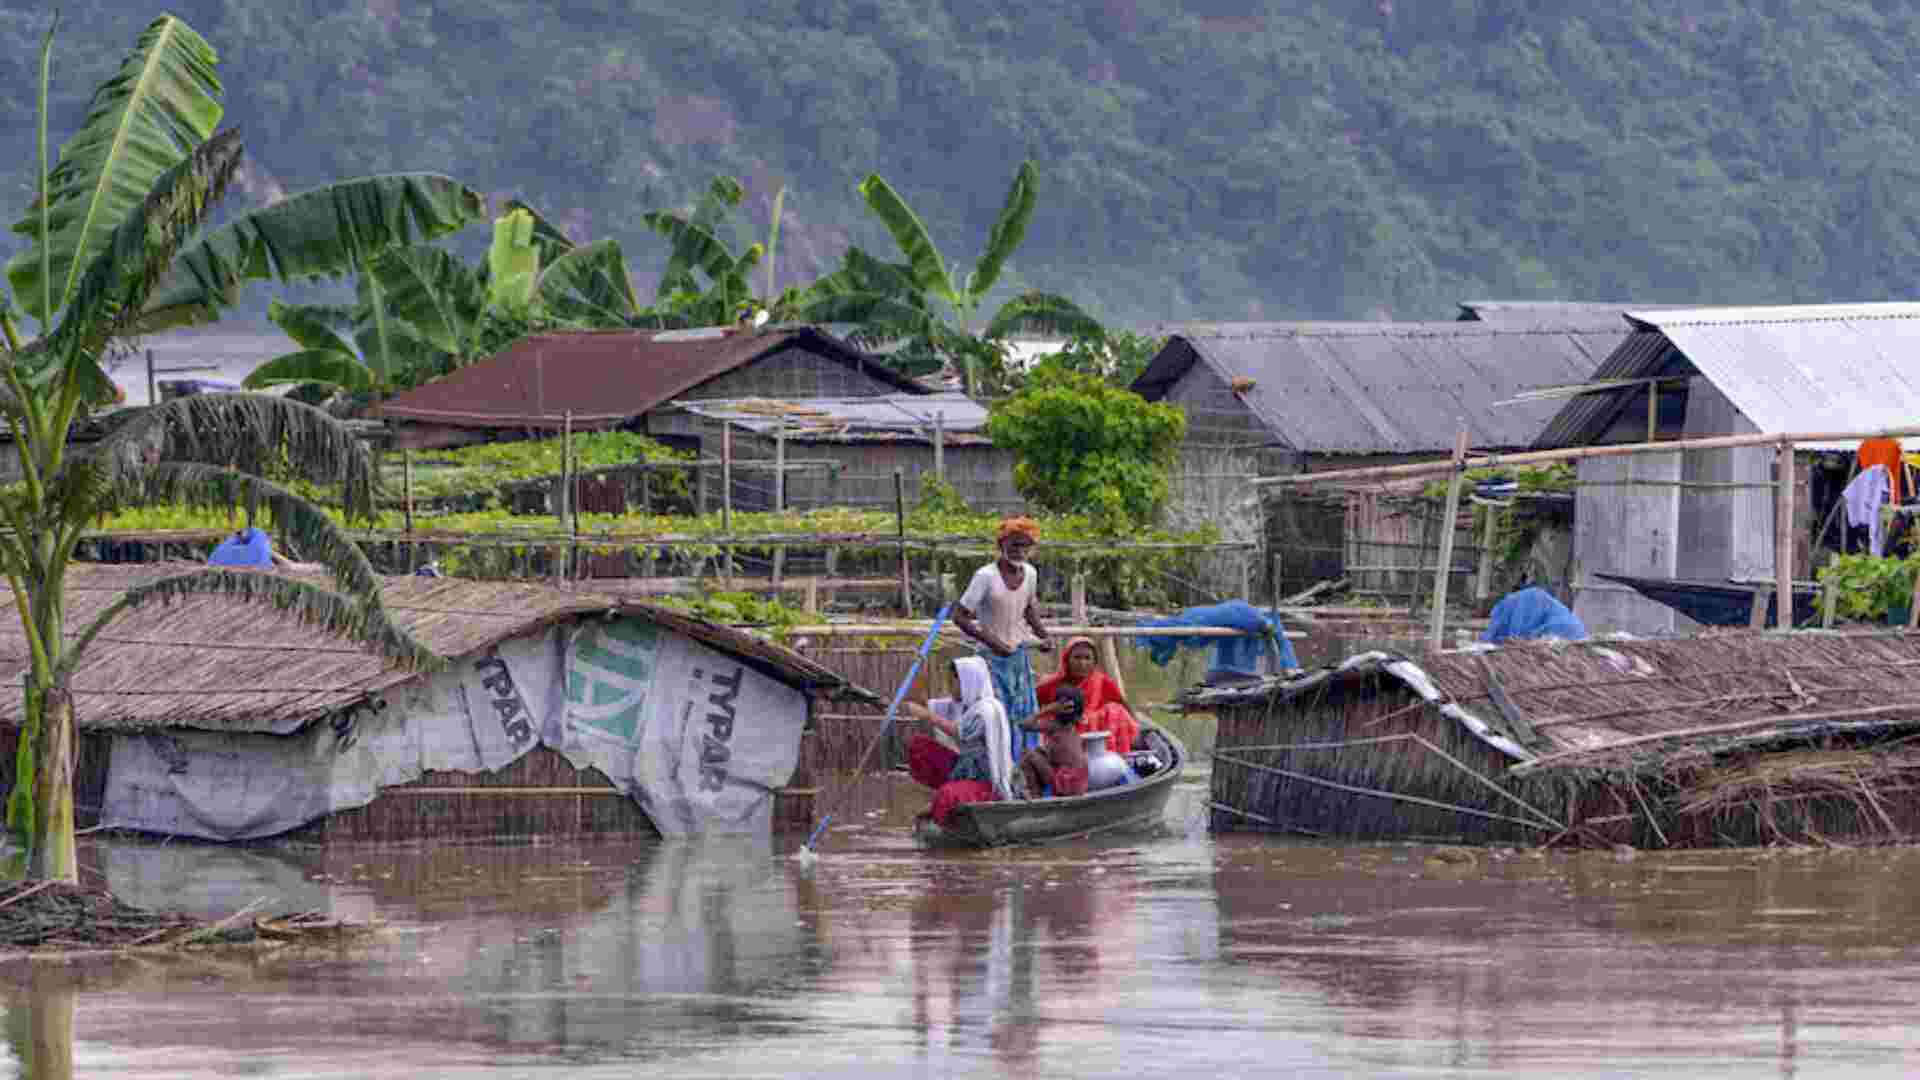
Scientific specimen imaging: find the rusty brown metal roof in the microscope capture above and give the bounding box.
[377,326,923,430]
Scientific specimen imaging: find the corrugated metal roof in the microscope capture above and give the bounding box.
[1134,320,1632,454]
[1529,331,1678,448]
[1457,300,1679,324]
[673,392,990,444]
[377,326,921,429]
[1634,304,1920,450]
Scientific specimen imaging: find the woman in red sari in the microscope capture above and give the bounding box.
[1035,637,1139,755]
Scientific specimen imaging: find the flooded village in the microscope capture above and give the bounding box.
[13,4,1920,1077]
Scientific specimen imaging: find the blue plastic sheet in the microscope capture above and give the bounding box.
[1481,587,1588,643]
[1138,599,1297,674]
[207,527,273,568]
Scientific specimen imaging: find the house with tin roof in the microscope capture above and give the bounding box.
[1131,317,1637,599]
[1535,302,1920,635]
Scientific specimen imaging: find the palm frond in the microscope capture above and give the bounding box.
[968,161,1037,300]
[538,240,640,323]
[267,299,357,356]
[242,349,373,393]
[116,464,382,598]
[690,175,745,233]
[643,213,737,298]
[60,569,439,684]
[137,173,486,332]
[6,14,223,327]
[503,198,577,263]
[36,128,244,379]
[369,246,480,359]
[855,173,954,299]
[984,290,1104,341]
[485,209,540,321]
[83,393,378,519]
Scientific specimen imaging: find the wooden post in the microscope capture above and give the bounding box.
[1474,504,1498,602]
[894,468,911,616]
[932,411,945,482]
[1239,549,1252,601]
[1824,578,1839,629]
[721,421,734,583]
[1071,572,1089,623]
[402,448,416,574]
[1775,440,1794,630]
[823,546,839,612]
[1428,426,1470,650]
[772,419,787,588]
[803,577,820,615]
[145,348,156,408]
[1647,383,1658,442]
[1908,565,1920,630]
[555,411,573,584]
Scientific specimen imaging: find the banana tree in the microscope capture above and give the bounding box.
[246,206,652,396]
[1,13,474,882]
[642,176,810,327]
[805,161,1103,394]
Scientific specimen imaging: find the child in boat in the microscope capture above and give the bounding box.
[1037,636,1140,754]
[1019,685,1090,798]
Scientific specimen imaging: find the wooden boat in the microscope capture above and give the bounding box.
[1594,572,1820,628]
[914,724,1187,848]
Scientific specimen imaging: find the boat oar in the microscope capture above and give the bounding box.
[797,603,953,861]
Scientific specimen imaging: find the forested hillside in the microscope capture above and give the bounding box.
[6,1,1919,324]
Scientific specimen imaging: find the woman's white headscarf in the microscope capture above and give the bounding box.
[952,656,1014,800]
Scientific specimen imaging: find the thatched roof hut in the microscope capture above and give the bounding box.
[0,564,878,844]
[1197,632,1920,848]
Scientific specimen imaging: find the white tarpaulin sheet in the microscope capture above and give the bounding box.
[97,619,806,841]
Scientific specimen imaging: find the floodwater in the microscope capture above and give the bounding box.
[10,774,1920,1078]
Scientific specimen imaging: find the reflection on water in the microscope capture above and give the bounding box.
[11,779,1920,1076]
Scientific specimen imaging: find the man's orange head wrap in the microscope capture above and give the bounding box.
[996,516,1040,546]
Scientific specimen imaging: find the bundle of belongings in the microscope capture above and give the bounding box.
[1139,599,1296,686]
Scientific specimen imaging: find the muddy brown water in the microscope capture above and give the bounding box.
[8,770,1920,1077]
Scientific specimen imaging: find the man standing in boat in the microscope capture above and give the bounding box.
[954,517,1052,738]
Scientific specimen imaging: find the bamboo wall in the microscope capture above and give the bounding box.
[296,747,657,843]
[1209,677,1579,844]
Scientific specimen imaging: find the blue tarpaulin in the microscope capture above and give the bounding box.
[1139,600,1297,675]
[1481,587,1588,644]
[207,527,273,568]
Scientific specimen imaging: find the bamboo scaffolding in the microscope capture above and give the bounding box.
[1255,425,1920,487]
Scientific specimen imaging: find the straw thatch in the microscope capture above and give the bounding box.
[0,562,876,735]
[1198,632,1920,848]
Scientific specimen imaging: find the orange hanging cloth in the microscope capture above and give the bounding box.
[1858,438,1906,506]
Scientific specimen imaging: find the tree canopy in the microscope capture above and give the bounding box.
[4,3,1917,325]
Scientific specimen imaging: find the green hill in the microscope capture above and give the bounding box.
[5,2,1919,325]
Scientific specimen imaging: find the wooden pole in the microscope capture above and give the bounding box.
[1071,572,1088,622]
[894,468,911,616]
[1474,504,1498,601]
[145,348,155,408]
[1775,440,1794,630]
[1429,426,1470,649]
[556,411,573,585]
[1646,383,1658,442]
[773,418,787,589]
[402,448,416,574]
[1256,425,1920,488]
[721,421,734,583]
[1908,564,1920,630]
[932,411,945,482]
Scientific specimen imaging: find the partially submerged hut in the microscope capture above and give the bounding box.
[0,565,878,844]
[1200,633,1920,848]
